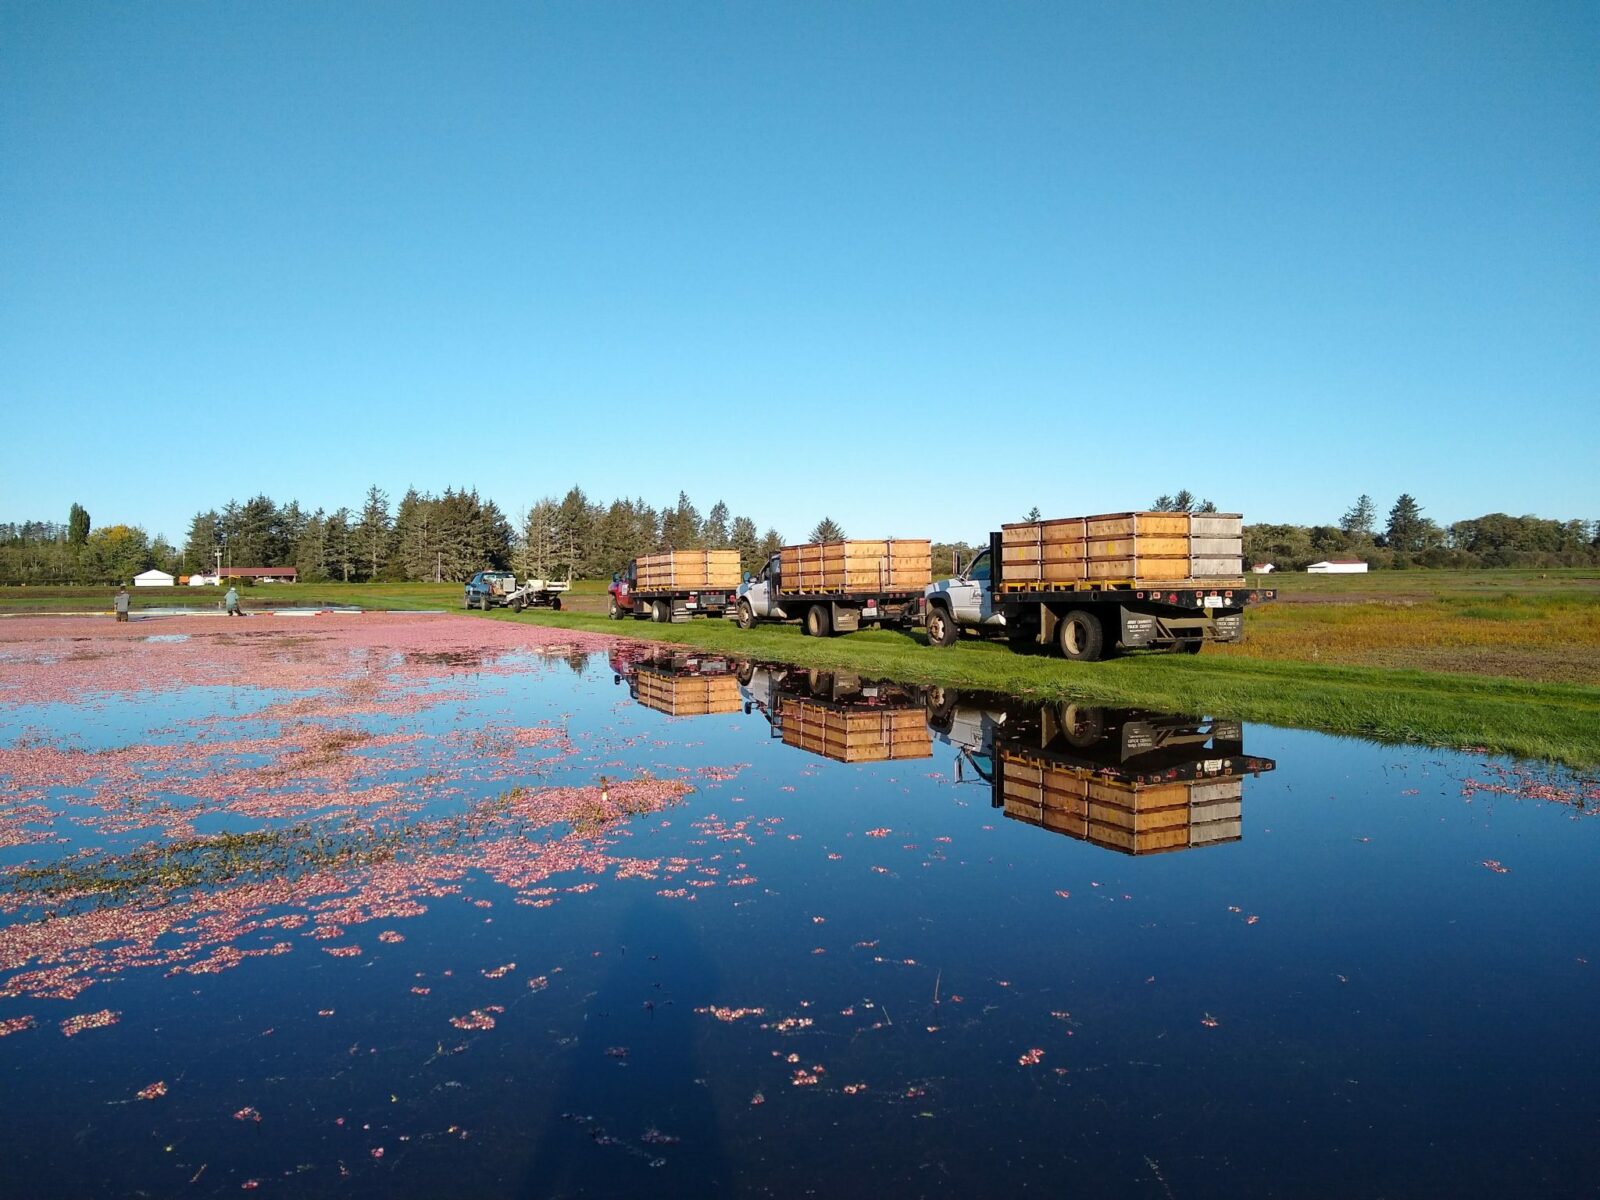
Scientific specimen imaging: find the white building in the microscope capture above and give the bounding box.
[1306,558,1369,574]
[1250,563,1276,573]
[188,574,218,587]
[133,569,176,587]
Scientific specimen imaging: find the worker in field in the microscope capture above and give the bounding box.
[113,585,130,623]
[224,584,243,617]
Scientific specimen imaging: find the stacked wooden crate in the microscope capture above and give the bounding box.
[999,751,1243,854]
[999,512,1244,587]
[779,539,933,593]
[781,702,932,763]
[635,549,742,591]
[634,669,742,718]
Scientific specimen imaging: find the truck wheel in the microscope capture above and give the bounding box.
[1059,703,1105,747]
[550,597,562,611]
[804,605,832,638]
[1056,610,1104,661]
[512,597,525,613]
[652,600,671,623]
[737,601,756,630]
[608,597,622,620]
[925,605,958,648]
[1177,637,1203,654]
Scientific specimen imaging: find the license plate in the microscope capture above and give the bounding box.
[1203,759,1222,774]
[1203,595,1223,608]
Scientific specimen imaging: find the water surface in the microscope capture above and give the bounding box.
[0,633,1595,1198]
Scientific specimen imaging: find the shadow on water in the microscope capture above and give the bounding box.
[525,899,730,1199]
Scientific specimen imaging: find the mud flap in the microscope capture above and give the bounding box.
[831,604,862,633]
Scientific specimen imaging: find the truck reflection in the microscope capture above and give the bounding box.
[739,665,932,763]
[927,691,1276,855]
[608,646,743,717]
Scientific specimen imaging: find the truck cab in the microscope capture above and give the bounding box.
[924,549,1005,643]
[607,561,638,619]
[464,570,516,611]
[735,554,783,627]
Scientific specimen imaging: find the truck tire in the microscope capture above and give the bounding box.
[1177,638,1203,654]
[608,597,622,620]
[550,597,562,611]
[512,597,525,613]
[1059,703,1105,748]
[737,601,756,630]
[804,605,832,638]
[925,604,958,648]
[652,600,671,623]
[1056,609,1104,661]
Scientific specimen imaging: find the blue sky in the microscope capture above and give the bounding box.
[2,1,1595,544]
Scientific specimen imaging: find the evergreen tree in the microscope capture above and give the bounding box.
[1340,494,1377,540]
[730,515,762,573]
[759,528,785,562]
[808,516,844,542]
[659,492,702,550]
[295,510,331,582]
[357,486,392,580]
[551,487,597,578]
[1386,494,1425,555]
[183,510,222,573]
[67,503,90,546]
[327,508,355,582]
[1024,506,1041,522]
[703,501,731,548]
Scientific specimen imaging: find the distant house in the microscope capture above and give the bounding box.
[188,573,218,587]
[1306,558,1368,574]
[1250,563,1276,573]
[219,566,298,584]
[133,569,175,587]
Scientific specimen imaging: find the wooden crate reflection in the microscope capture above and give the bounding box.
[999,750,1242,854]
[781,702,932,763]
[634,669,742,717]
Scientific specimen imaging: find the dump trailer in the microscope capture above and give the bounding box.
[736,538,932,636]
[924,511,1274,660]
[608,550,741,622]
[926,691,1276,857]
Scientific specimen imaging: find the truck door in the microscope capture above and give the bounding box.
[744,555,779,617]
[949,550,1001,625]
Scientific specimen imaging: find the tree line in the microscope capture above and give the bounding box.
[4,490,1598,585]
[1245,493,1600,571]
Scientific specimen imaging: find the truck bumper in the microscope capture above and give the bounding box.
[1119,606,1243,647]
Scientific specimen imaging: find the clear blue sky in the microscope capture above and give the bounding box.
[2,1,1596,545]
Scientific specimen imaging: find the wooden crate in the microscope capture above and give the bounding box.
[998,512,1245,587]
[634,670,742,717]
[780,702,932,763]
[998,751,1242,855]
[635,549,741,592]
[779,539,932,594]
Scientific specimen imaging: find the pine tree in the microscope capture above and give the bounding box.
[808,517,844,542]
[183,510,221,573]
[357,486,391,581]
[759,528,785,562]
[67,503,90,547]
[1024,506,1041,522]
[730,516,762,573]
[703,501,731,548]
[1386,494,1424,555]
[1341,494,1377,540]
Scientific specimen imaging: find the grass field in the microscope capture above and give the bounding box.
[5,572,1597,766]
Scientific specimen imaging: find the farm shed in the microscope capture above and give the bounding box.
[133,569,175,587]
[1306,558,1369,574]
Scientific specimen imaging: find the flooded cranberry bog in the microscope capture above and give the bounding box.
[0,613,1596,1197]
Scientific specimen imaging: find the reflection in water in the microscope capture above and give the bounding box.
[616,653,1276,854]
[6,627,1596,1199]
[932,698,1274,855]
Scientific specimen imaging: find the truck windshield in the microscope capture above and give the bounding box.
[967,551,991,582]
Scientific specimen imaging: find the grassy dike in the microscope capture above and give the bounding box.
[489,606,1600,770]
